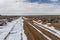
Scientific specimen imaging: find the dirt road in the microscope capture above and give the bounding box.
[23,17,60,40]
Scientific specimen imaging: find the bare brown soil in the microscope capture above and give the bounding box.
[23,21,60,40]
[23,17,60,40]
[23,21,47,40]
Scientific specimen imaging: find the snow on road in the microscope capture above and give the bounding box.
[0,17,27,40]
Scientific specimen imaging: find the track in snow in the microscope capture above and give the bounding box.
[0,17,27,40]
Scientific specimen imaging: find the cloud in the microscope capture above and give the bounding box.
[50,0,58,2]
[0,0,60,15]
[22,3,60,15]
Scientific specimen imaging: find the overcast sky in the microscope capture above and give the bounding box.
[0,0,60,15]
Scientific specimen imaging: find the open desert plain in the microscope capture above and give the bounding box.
[0,15,60,40]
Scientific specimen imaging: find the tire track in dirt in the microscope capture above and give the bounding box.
[23,21,48,40]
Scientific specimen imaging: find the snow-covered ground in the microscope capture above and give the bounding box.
[0,17,27,40]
